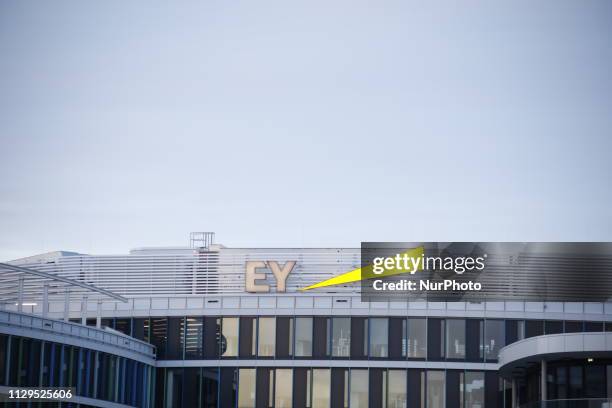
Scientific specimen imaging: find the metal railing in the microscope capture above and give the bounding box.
[0,310,156,360]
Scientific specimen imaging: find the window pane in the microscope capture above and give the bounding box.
[407,319,427,358]
[221,318,238,357]
[388,370,407,408]
[275,369,293,408]
[350,369,368,408]
[165,368,183,408]
[446,320,465,359]
[184,317,204,359]
[312,369,330,408]
[484,320,505,361]
[238,368,256,408]
[370,318,388,358]
[332,318,351,357]
[464,371,484,408]
[258,318,276,357]
[427,371,445,408]
[295,317,313,357]
[607,366,612,399]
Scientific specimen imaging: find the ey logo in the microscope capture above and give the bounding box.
[245,261,296,293]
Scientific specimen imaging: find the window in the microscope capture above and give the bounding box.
[184,317,204,359]
[607,366,612,400]
[275,369,293,408]
[545,321,563,335]
[525,320,544,338]
[221,318,238,357]
[238,368,256,408]
[295,317,313,357]
[446,319,466,359]
[484,320,505,361]
[350,369,368,408]
[462,371,484,408]
[388,370,407,408]
[370,318,389,358]
[407,318,427,358]
[165,368,183,408]
[258,317,276,357]
[150,318,168,359]
[332,318,351,357]
[427,371,445,408]
[569,366,583,398]
[312,369,330,408]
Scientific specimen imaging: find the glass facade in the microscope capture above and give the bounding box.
[85,316,610,363]
[4,315,609,408]
[0,333,154,407]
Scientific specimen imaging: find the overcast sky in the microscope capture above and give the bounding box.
[1,1,612,261]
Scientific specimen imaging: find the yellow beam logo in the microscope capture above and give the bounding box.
[300,246,425,291]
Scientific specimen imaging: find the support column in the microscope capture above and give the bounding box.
[512,378,518,408]
[17,278,24,313]
[96,300,102,328]
[81,296,88,325]
[42,284,49,318]
[541,360,547,404]
[63,288,70,321]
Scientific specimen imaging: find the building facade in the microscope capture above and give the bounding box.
[2,237,612,408]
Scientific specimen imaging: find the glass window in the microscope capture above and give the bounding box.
[565,321,583,333]
[275,369,293,408]
[312,369,330,408]
[350,369,368,408]
[202,368,219,408]
[462,371,484,408]
[569,366,583,398]
[427,371,445,408]
[115,319,131,336]
[295,317,313,357]
[221,318,238,357]
[332,318,351,357]
[0,335,6,385]
[484,320,505,361]
[238,368,256,408]
[388,370,407,408]
[258,317,276,357]
[407,318,427,358]
[184,317,204,359]
[607,366,612,400]
[370,318,388,358]
[446,320,466,359]
[585,365,605,398]
[150,318,168,359]
[165,368,183,408]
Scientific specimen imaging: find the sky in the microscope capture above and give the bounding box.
[1,0,612,261]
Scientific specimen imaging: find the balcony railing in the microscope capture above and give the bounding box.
[0,310,156,360]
